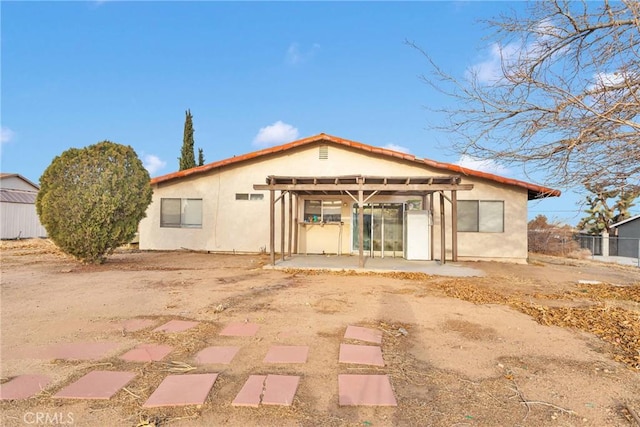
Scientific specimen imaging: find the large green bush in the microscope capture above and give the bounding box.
[36,141,153,264]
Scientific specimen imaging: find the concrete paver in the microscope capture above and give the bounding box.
[339,344,385,366]
[119,344,173,362]
[344,325,383,344]
[194,346,240,365]
[231,375,266,407]
[53,371,136,400]
[262,375,300,406]
[143,373,219,407]
[0,375,51,400]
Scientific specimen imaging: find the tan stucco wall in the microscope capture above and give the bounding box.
[139,143,530,262]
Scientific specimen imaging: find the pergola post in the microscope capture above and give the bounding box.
[269,188,275,265]
[288,191,293,257]
[280,191,285,261]
[440,191,446,264]
[452,190,458,262]
[429,192,434,261]
[358,189,364,268]
[293,194,299,254]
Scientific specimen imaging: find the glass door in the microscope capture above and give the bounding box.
[352,203,404,257]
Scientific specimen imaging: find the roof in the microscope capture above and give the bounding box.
[0,173,40,190]
[610,214,640,228]
[0,188,38,204]
[151,133,561,200]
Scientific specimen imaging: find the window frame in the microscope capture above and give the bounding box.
[160,198,203,228]
[457,200,504,233]
[303,199,343,223]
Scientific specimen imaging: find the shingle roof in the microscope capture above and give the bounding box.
[151,133,561,200]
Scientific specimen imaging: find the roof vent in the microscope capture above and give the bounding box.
[319,145,328,160]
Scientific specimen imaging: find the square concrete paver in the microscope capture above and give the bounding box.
[219,322,259,337]
[262,375,300,406]
[119,344,173,362]
[143,373,218,407]
[338,374,397,406]
[120,318,156,332]
[194,346,240,365]
[232,375,300,407]
[344,326,383,344]
[263,346,309,364]
[231,375,266,407]
[339,344,385,366]
[44,342,121,361]
[153,320,199,333]
[54,371,136,400]
[0,375,51,400]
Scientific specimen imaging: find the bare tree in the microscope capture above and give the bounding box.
[412,0,640,192]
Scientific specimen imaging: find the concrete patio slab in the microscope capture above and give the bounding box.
[194,346,240,365]
[262,375,300,406]
[344,325,383,344]
[143,373,219,408]
[339,344,385,366]
[152,320,199,333]
[219,322,259,337]
[0,375,51,400]
[231,375,266,407]
[119,344,173,362]
[265,254,484,277]
[54,371,136,400]
[44,342,121,360]
[338,374,397,406]
[120,318,156,332]
[263,345,309,364]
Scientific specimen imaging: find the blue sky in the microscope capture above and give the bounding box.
[2,1,631,225]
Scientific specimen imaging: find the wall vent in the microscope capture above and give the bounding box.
[319,145,329,160]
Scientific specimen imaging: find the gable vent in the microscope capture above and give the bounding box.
[319,145,329,160]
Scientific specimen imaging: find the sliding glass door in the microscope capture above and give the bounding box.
[352,203,404,257]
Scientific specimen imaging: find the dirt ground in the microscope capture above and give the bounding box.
[1,239,639,427]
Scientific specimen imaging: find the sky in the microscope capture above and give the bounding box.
[2,1,635,225]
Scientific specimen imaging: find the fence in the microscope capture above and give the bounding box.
[576,234,640,267]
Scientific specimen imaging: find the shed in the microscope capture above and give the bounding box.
[610,214,640,258]
[0,173,47,239]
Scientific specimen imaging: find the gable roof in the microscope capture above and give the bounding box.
[151,133,561,200]
[0,173,39,190]
[610,214,640,228]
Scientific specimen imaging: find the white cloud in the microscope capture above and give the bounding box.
[456,155,510,176]
[383,143,411,154]
[1,127,15,144]
[467,42,521,84]
[143,154,167,175]
[286,42,320,65]
[253,121,299,147]
[592,71,625,89]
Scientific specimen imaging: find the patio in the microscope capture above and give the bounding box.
[263,254,484,277]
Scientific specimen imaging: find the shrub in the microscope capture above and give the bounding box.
[36,141,153,263]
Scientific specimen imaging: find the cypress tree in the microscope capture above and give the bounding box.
[178,109,196,170]
[198,147,205,166]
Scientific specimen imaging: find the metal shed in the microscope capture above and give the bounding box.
[0,173,47,239]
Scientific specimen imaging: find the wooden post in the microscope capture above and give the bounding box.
[288,191,293,257]
[429,192,434,261]
[293,194,299,254]
[270,189,275,265]
[451,190,458,262]
[358,189,364,268]
[280,191,285,261]
[440,191,446,264]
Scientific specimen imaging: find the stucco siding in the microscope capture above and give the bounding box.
[139,143,531,262]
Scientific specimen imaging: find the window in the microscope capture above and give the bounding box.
[161,198,202,228]
[457,200,504,232]
[304,200,342,222]
[236,193,264,201]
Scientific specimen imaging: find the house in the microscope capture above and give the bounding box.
[139,133,560,264]
[0,173,47,239]
[610,214,640,258]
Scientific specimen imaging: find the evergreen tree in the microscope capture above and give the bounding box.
[178,109,196,170]
[198,147,205,166]
[36,141,153,264]
[577,183,640,235]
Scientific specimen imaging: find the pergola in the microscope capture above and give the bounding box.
[253,175,473,268]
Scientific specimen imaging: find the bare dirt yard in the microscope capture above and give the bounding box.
[1,239,639,427]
